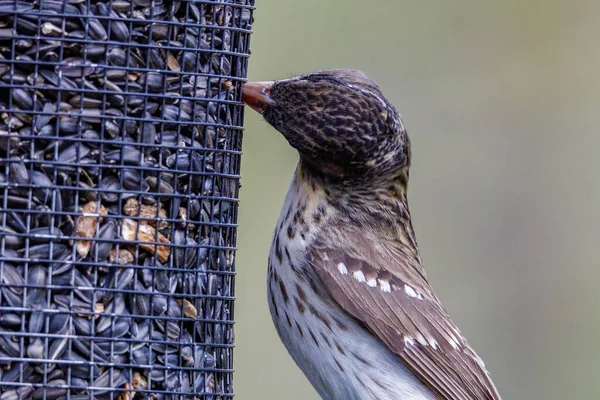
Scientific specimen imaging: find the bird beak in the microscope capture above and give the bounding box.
[241,81,274,114]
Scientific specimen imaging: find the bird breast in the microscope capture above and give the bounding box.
[266,169,435,400]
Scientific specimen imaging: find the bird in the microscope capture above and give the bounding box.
[241,69,502,400]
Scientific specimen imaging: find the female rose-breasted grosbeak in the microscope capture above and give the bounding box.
[242,69,501,400]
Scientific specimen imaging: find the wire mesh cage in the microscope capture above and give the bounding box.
[0,0,254,398]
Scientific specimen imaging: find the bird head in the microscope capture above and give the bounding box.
[242,69,410,184]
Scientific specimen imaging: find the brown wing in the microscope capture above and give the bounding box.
[307,224,501,400]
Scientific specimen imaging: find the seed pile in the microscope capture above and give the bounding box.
[0,0,253,398]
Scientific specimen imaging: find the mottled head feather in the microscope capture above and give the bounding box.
[262,69,410,183]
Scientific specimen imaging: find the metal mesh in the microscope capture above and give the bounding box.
[0,0,254,398]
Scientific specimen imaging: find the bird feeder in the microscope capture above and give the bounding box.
[0,0,254,398]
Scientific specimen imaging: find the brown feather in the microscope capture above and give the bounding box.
[307,223,502,400]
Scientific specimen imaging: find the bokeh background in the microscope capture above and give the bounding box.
[235,1,600,399]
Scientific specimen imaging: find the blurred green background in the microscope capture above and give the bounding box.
[234,1,600,399]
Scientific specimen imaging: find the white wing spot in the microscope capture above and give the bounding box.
[430,339,439,350]
[337,263,348,275]
[353,270,365,283]
[366,277,377,287]
[404,284,417,298]
[416,333,428,347]
[404,284,424,300]
[404,336,415,346]
[378,279,391,293]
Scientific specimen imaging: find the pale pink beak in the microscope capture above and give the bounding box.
[241,81,274,114]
